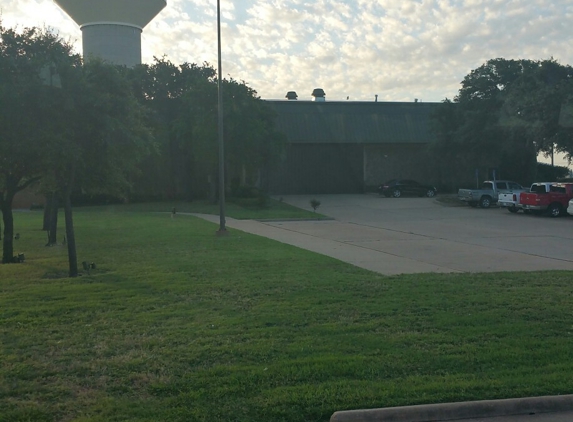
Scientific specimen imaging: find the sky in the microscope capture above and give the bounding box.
[2,0,572,165]
[3,0,573,102]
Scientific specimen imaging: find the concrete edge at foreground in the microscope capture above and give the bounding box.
[330,394,573,422]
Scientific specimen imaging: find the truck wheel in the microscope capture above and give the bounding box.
[392,189,401,198]
[426,189,436,198]
[508,206,518,213]
[479,196,492,208]
[548,204,562,218]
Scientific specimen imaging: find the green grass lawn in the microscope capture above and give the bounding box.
[1,210,573,422]
[80,197,327,220]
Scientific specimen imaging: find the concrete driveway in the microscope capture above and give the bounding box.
[202,194,573,275]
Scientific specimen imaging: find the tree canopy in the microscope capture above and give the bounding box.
[430,58,573,189]
[129,57,285,201]
[1,24,286,272]
[0,24,78,262]
[0,24,154,272]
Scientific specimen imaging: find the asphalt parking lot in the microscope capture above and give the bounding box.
[202,194,573,275]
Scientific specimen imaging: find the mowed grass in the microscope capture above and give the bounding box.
[82,198,327,220]
[1,210,573,422]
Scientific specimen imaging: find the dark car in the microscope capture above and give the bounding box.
[378,179,437,198]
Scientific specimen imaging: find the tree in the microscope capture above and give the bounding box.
[0,24,76,263]
[500,59,573,158]
[48,59,154,277]
[127,58,218,200]
[1,24,154,275]
[174,72,286,200]
[430,58,573,189]
[220,78,286,193]
[128,58,285,201]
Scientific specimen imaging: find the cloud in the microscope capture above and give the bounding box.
[1,0,80,42]
[3,0,573,102]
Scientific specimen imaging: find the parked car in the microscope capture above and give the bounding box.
[458,180,524,208]
[498,182,552,213]
[378,179,437,198]
[568,198,573,216]
[520,183,573,217]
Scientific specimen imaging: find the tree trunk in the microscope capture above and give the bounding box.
[42,194,52,231]
[45,192,59,246]
[48,199,59,246]
[63,192,78,277]
[1,175,40,263]
[1,194,15,264]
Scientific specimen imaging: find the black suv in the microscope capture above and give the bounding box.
[378,179,437,198]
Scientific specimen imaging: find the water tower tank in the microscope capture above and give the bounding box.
[54,0,167,67]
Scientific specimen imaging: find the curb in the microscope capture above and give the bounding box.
[330,394,573,422]
[254,217,335,222]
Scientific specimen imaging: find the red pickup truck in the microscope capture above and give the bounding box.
[520,183,573,217]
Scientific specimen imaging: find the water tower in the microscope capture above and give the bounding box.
[54,0,167,67]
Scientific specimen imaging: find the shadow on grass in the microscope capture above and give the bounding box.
[74,198,328,220]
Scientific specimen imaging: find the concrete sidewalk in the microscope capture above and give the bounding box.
[191,213,456,274]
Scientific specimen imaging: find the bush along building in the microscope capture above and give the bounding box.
[264,89,440,194]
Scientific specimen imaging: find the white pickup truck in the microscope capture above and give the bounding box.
[498,182,552,213]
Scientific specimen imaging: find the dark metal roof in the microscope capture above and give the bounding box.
[265,100,439,144]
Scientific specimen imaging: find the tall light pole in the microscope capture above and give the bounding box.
[216,0,227,235]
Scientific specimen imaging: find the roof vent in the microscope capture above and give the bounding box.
[311,88,326,102]
[285,91,298,100]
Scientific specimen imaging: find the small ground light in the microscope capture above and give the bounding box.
[82,261,96,274]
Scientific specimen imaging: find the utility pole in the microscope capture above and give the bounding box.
[216,0,227,236]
